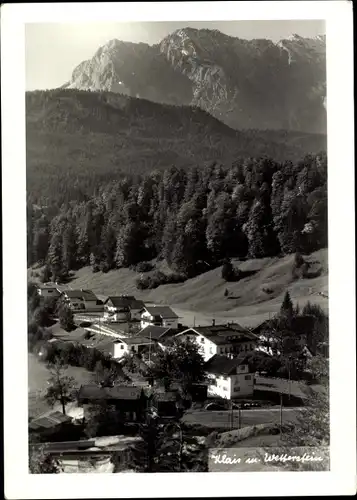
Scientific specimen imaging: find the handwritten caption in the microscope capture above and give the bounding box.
[208,446,329,472]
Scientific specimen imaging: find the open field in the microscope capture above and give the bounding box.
[29,249,327,328]
[28,353,93,419]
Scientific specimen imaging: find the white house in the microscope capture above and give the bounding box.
[61,289,104,312]
[36,284,61,299]
[176,323,258,362]
[140,306,179,330]
[113,336,155,360]
[104,296,145,322]
[205,355,255,400]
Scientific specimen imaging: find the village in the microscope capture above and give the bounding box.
[28,281,327,472]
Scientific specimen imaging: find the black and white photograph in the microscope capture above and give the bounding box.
[2,1,355,498]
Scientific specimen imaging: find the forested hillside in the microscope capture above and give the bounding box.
[28,151,327,281]
[26,90,326,206]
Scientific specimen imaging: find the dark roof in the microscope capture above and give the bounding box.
[181,325,257,346]
[63,289,98,301]
[205,355,248,376]
[130,300,145,310]
[252,316,315,336]
[29,411,71,431]
[106,296,144,310]
[78,385,143,401]
[137,325,172,340]
[195,324,250,336]
[144,306,178,319]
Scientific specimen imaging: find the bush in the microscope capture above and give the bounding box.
[294,252,305,269]
[136,270,186,290]
[221,259,235,282]
[131,261,154,273]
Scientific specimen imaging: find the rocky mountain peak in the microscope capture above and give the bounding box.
[63,27,326,133]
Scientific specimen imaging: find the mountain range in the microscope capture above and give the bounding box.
[63,27,326,134]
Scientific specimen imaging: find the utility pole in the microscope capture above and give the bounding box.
[280,392,283,436]
[238,404,241,430]
[230,400,234,430]
[288,356,291,402]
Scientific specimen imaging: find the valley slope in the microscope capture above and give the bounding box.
[26,89,326,203]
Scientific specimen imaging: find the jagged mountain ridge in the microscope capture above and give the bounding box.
[63,27,326,133]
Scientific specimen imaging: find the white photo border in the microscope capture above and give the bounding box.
[2,1,355,498]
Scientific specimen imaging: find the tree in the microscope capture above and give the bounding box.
[129,413,207,472]
[280,291,294,318]
[130,414,167,472]
[29,445,60,474]
[62,222,77,272]
[273,356,329,470]
[58,304,75,331]
[148,338,206,396]
[41,265,52,283]
[32,306,52,327]
[44,361,76,415]
[221,258,236,282]
[92,360,124,387]
[47,232,64,281]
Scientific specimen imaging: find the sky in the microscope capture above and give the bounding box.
[25,20,325,90]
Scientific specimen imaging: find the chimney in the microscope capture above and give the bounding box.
[212,319,215,327]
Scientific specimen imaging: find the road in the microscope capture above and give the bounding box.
[182,407,302,429]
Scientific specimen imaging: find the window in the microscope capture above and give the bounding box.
[209,347,213,354]
[120,345,124,349]
[234,386,240,392]
[48,290,53,293]
[245,375,251,380]
[201,337,205,343]
[223,387,228,391]
[220,348,224,354]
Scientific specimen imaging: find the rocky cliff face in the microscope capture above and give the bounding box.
[63,28,326,133]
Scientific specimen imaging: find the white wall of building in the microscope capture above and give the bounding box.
[207,373,231,399]
[162,318,178,329]
[113,342,130,359]
[177,330,256,362]
[140,311,178,329]
[207,364,254,400]
[180,333,217,361]
[38,288,60,298]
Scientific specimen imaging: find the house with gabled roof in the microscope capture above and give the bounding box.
[140,305,179,329]
[78,385,146,422]
[176,322,258,361]
[104,296,145,322]
[112,336,156,360]
[205,354,254,400]
[36,283,61,299]
[61,289,104,312]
